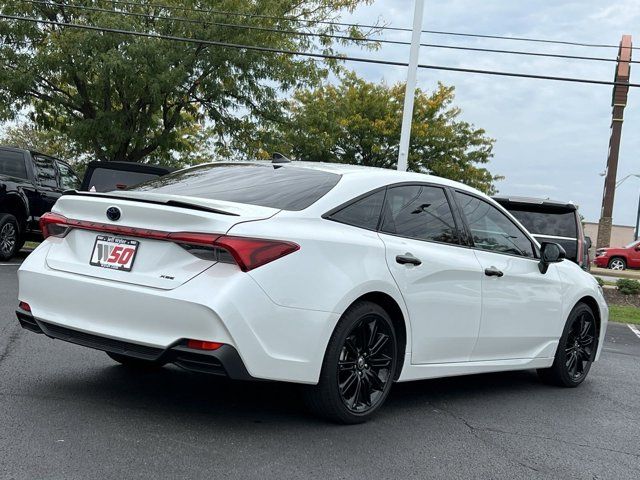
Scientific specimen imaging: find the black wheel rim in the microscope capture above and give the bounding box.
[337,314,395,414]
[0,223,16,255]
[565,311,596,381]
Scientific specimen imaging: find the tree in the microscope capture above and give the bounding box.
[0,120,80,163]
[240,73,500,194]
[0,0,372,163]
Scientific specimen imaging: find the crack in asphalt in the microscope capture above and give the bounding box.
[435,402,640,463]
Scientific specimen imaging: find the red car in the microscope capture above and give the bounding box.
[594,240,640,270]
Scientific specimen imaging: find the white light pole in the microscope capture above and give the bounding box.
[397,0,425,171]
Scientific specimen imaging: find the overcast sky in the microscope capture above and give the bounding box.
[338,0,640,225]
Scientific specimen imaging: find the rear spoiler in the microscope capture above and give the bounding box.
[62,190,239,217]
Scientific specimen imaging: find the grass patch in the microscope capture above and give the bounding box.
[608,305,640,325]
[23,241,40,250]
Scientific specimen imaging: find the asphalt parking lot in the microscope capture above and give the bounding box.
[1,254,639,480]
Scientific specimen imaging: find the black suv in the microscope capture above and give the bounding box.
[493,196,590,270]
[0,146,80,260]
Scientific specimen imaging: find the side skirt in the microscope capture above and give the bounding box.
[397,353,555,382]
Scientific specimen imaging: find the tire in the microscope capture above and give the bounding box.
[0,214,20,261]
[537,303,598,387]
[303,301,398,424]
[106,352,166,370]
[608,257,626,270]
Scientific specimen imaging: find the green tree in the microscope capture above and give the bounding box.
[240,73,500,194]
[0,120,80,163]
[0,0,371,163]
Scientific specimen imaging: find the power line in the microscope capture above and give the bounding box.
[84,0,636,50]
[1,13,638,89]
[20,0,637,65]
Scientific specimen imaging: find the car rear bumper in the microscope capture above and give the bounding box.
[18,243,339,384]
[16,307,253,379]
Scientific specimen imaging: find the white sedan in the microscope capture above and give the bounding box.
[16,161,608,423]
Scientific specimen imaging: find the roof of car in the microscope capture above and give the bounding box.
[195,160,483,196]
[492,195,578,211]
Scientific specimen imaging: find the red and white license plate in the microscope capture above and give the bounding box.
[90,235,139,272]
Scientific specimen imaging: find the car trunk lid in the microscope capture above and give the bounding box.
[44,193,278,290]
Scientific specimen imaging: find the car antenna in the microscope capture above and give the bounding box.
[272,152,292,164]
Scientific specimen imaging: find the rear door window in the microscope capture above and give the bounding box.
[131,163,341,211]
[380,185,460,244]
[0,150,28,179]
[33,155,58,188]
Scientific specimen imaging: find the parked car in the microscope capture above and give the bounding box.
[0,146,80,260]
[594,240,640,270]
[80,161,173,192]
[16,162,607,423]
[493,196,590,270]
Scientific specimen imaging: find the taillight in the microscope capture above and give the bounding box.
[213,236,299,272]
[577,238,584,267]
[40,212,70,239]
[39,213,299,272]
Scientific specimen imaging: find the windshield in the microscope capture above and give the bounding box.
[624,240,640,248]
[130,163,341,211]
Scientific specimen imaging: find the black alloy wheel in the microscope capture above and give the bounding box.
[304,301,398,424]
[563,310,597,382]
[0,214,19,261]
[337,315,395,414]
[538,303,597,387]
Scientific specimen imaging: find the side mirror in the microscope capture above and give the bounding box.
[539,242,566,274]
[584,236,592,250]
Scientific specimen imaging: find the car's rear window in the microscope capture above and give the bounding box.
[131,163,342,211]
[87,168,161,192]
[505,207,578,238]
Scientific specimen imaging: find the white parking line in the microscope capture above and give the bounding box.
[628,324,640,340]
[0,263,21,266]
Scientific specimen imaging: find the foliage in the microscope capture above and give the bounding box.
[608,305,640,325]
[0,0,372,163]
[236,73,500,194]
[616,278,640,295]
[594,276,605,287]
[0,120,80,163]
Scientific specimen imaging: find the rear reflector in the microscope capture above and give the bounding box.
[18,301,31,312]
[38,212,299,271]
[187,339,224,351]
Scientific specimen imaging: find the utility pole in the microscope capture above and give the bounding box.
[596,34,632,249]
[397,0,425,172]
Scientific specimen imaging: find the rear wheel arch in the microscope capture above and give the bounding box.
[345,291,408,380]
[0,194,28,234]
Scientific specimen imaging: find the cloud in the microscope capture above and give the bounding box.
[340,0,640,224]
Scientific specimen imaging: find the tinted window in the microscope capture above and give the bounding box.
[131,163,341,211]
[328,190,385,230]
[0,150,27,179]
[506,208,578,238]
[381,185,459,244]
[33,155,58,188]
[88,168,160,192]
[57,162,80,190]
[456,192,535,258]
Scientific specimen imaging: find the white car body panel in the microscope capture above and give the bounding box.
[17,162,608,385]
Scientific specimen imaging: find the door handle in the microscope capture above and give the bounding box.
[396,253,422,266]
[484,266,504,277]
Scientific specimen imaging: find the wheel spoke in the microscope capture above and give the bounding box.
[350,376,362,409]
[338,359,356,372]
[344,337,359,357]
[579,334,594,347]
[367,320,378,349]
[339,372,358,395]
[369,333,390,356]
[369,353,392,369]
[365,369,385,392]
